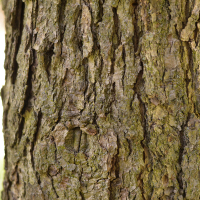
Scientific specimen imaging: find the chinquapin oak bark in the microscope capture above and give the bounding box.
[1,0,200,199]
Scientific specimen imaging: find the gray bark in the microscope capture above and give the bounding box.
[1,0,200,199]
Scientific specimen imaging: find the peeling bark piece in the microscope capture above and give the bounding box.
[80,124,97,136]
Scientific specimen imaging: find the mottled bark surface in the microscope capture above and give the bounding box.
[1,0,200,199]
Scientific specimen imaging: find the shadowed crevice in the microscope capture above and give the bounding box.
[59,0,67,44]
[50,176,60,198]
[178,113,190,198]
[44,43,54,84]
[109,134,120,200]
[165,0,171,21]
[30,111,42,170]
[11,0,25,84]
[133,61,152,199]
[132,1,140,53]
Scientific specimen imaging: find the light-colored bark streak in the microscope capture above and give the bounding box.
[2,0,200,199]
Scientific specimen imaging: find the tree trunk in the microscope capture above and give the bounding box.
[1,0,200,199]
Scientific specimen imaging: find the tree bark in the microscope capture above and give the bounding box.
[1,0,200,199]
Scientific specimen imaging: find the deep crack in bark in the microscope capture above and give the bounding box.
[178,113,190,198]
[11,0,25,84]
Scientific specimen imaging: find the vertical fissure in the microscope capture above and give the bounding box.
[17,117,25,145]
[57,96,66,124]
[21,49,36,114]
[109,134,120,200]
[59,0,67,52]
[30,111,42,170]
[50,176,59,198]
[75,8,83,54]
[133,61,151,199]
[178,113,190,197]
[11,44,34,147]
[131,1,151,196]
[111,6,120,80]
[132,1,140,53]
[184,44,191,101]
[11,0,25,84]
[44,43,54,84]
[122,45,126,93]
[32,0,39,44]
[137,169,145,200]
[81,58,89,115]
[97,0,104,23]
[112,7,121,47]
[165,0,171,21]
[184,0,190,27]
[35,171,45,199]
[79,168,85,200]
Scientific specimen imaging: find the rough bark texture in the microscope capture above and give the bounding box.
[1,0,200,199]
